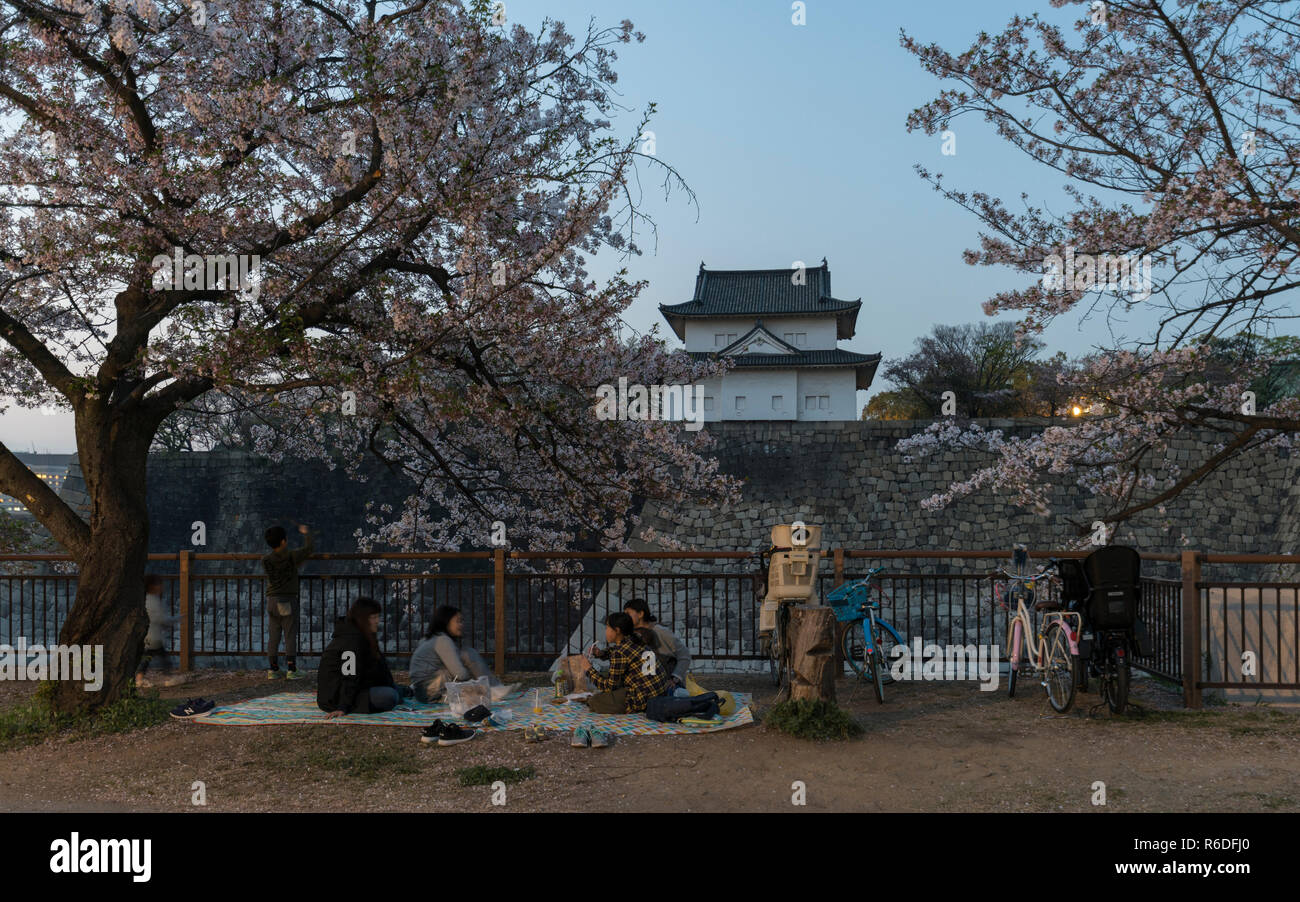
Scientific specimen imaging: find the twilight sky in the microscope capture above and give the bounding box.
[0,0,1168,453]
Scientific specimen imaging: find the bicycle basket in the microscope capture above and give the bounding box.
[825,582,867,622]
[829,600,867,623]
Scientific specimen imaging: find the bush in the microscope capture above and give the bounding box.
[764,698,863,741]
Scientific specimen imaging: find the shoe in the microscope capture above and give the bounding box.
[169,698,211,719]
[437,724,477,746]
[571,727,591,747]
[419,720,446,744]
[490,682,522,702]
[590,730,613,748]
[267,670,283,680]
[463,705,493,723]
[679,715,717,727]
[285,670,301,680]
[523,726,548,743]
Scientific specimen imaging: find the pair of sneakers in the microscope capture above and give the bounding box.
[571,725,613,748]
[267,669,301,680]
[169,698,215,719]
[420,719,476,746]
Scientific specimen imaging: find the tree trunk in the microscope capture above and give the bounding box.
[49,416,152,714]
[789,604,836,703]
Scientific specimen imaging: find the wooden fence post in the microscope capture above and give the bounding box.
[178,549,193,673]
[494,547,506,675]
[1180,550,1201,709]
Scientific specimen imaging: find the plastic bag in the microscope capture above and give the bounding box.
[444,676,492,717]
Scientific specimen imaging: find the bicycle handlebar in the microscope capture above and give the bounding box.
[989,564,1059,583]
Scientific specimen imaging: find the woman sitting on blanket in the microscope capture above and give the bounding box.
[574,612,671,714]
[318,597,405,717]
[591,598,692,691]
[409,605,520,704]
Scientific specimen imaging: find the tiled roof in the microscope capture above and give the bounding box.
[689,349,882,390]
[660,261,862,340]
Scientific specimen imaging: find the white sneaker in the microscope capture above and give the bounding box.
[491,682,521,702]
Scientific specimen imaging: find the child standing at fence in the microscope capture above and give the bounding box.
[136,574,178,687]
[263,523,313,680]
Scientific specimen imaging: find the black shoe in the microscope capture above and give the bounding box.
[169,698,212,719]
[437,724,476,746]
[420,720,446,744]
[463,705,492,723]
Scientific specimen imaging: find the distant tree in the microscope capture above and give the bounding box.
[1014,351,1084,417]
[864,322,1045,419]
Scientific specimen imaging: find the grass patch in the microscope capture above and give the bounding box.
[301,747,421,780]
[764,698,863,741]
[252,731,422,781]
[0,685,172,751]
[455,765,536,787]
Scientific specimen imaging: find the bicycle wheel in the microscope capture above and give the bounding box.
[869,622,886,704]
[1108,648,1130,715]
[1044,622,1077,713]
[872,618,904,686]
[764,608,782,688]
[1007,620,1022,698]
[841,619,869,680]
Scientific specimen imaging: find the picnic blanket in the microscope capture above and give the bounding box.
[190,690,753,736]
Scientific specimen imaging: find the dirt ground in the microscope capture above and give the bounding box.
[2,669,1298,812]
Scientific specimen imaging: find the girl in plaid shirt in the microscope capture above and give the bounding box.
[576,612,670,714]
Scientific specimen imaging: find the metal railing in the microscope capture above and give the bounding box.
[1,547,1298,708]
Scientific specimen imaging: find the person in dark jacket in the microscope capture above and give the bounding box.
[318,597,402,716]
[262,523,313,680]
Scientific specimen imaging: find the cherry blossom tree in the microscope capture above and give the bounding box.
[900,0,1300,542]
[0,0,737,712]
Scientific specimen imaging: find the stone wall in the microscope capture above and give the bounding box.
[7,419,1293,674]
[637,419,1295,561]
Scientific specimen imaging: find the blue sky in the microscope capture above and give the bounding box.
[1,0,1158,453]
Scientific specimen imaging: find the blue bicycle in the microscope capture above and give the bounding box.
[825,567,907,704]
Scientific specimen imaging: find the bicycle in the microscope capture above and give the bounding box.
[755,546,794,693]
[825,568,906,703]
[990,555,1081,714]
[1059,547,1144,715]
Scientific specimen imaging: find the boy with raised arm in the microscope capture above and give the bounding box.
[263,523,313,680]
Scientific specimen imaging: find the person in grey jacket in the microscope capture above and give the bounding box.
[409,605,520,703]
[622,598,691,687]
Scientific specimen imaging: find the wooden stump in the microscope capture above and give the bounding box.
[789,604,836,703]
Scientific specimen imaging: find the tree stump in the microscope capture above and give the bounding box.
[789,604,836,703]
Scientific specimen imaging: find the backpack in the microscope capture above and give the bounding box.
[645,692,722,723]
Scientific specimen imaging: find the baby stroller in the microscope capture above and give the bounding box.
[1056,545,1146,714]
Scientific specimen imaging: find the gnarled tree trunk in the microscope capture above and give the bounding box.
[49,411,153,714]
